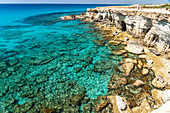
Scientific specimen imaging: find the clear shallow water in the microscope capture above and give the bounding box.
[0,4,127,112]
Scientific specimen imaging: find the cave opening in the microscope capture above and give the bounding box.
[121,21,126,31]
[99,15,103,20]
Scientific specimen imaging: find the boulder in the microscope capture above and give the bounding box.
[120,58,137,64]
[108,76,127,89]
[125,40,144,54]
[111,50,127,56]
[152,75,167,89]
[132,80,145,87]
[139,99,153,113]
[132,107,142,113]
[107,96,132,113]
[74,67,82,73]
[71,93,85,106]
[96,100,108,112]
[141,68,149,76]
[93,59,113,72]
[149,49,161,56]
[116,96,127,111]
[93,40,105,46]
[109,40,121,46]
[123,62,134,76]
[139,54,147,59]
[151,89,164,107]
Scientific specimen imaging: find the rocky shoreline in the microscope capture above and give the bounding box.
[61,6,170,113]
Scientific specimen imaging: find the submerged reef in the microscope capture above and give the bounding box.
[0,5,170,113]
[59,5,170,113]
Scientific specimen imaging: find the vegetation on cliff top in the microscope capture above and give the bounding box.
[142,3,170,9]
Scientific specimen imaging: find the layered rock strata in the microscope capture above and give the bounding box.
[83,8,170,54]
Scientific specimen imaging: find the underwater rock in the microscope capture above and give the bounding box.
[130,87,142,94]
[152,75,167,89]
[85,57,93,64]
[125,40,144,54]
[132,80,145,87]
[93,40,105,46]
[96,100,108,112]
[7,58,19,66]
[83,103,92,112]
[93,59,113,72]
[109,55,123,61]
[12,101,34,113]
[3,97,15,107]
[29,56,54,65]
[0,71,11,78]
[123,62,134,76]
[0,61,6,68]
[111,50,127,56]
[109,40,121,46]
[40,108,56,113]
[71,93,85,106]
[74,67,82,73]
[36,75,48,84]
[116,64,124,73]
[0,86,9,97]
[108,76,127,89]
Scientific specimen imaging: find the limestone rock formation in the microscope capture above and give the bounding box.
[84,8,170,54]
[122,62,134,76]
[125,40,144,54]
[152,75,167,89]
[151,101,170,113]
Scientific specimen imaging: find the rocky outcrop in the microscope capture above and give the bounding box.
[125,40,144,54]
[83,8,170,54]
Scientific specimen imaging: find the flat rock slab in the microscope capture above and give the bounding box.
[125,40,144,54]
[149,49,160,56]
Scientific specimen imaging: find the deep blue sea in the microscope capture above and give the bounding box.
[0,4,129,112]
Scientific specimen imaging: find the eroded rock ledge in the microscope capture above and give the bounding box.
[64,7,170,54]
[85,8,170,53]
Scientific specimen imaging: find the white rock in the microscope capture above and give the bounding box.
[147,60,153,65]
[162,90,170,103]
[116,96,127,111]
[125,40,144,54]
[151,101,170,113]
[124,37,129,41]
[113,30,119,36]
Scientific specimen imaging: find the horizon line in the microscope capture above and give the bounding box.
[0,2,136,4]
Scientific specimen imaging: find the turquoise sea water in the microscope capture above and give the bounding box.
[0,4,128,112]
